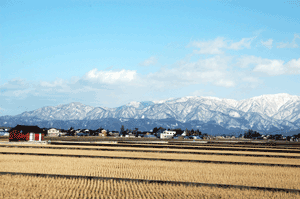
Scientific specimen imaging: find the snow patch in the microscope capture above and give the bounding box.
[126,101,141,108]
[229,111,240,118]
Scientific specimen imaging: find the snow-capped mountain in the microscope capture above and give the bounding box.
[1,93,300,134]
[16,102,94,120]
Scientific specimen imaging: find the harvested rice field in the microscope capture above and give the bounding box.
[1,147,300,165]
[1,154,300,189]
[1,143,300,157]
[1,142,300,198]
[1,174,299,199]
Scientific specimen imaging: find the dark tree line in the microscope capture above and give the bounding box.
[243,129,262,139]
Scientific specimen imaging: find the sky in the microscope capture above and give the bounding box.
[1,0,300,116]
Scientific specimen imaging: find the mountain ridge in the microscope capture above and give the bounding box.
[1,93,300,134]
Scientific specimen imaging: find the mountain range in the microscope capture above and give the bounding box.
[1,93,300,135]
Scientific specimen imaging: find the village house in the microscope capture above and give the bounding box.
[9,125,45,142]
[160,130,176,139]
[47,128,60,137]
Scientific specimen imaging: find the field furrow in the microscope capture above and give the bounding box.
[1,174,299,199]
[1,154,300,190]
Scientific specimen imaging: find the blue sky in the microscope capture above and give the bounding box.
[1,0,300,116]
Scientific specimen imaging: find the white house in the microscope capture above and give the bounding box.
[47,128,60,137]
[160,130,176,139]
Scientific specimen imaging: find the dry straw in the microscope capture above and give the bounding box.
[1,154,300,189]
[1,174,300,199]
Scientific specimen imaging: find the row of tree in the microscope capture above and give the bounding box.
[243,129,300,140]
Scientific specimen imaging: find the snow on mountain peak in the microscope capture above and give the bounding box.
[250,93,299,108]
[252,93,296,100]
[172,96,199,103]
[201,96,222,100]
[152,97,175,104]
[126,101,141,108]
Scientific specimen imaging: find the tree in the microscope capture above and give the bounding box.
[269,134,283,140]
[185,128,191,136]
[133,128,138,136]
[191,129,195,135]
[66,127,75,136]
[195,129,202,136]
[153,127,159,134]
[293,133,300,139]
[120,125,125,136]
[173,128,183,136]
[244,129,261,139]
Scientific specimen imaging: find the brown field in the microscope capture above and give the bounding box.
[1,142,300,157]
[114,144,300,152]
[1,141,300,198]
[1,154,300,190]
[0,137,8,141]
[46,142,300,152]
[1,147,300,165]
[1,174,300,199]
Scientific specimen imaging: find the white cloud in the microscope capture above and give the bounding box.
[238,56,285,76]
[285,58,300,74]
[145,55,236,88]
[261,39,273,49]
[253,59,285,76]
[228,37,254,50]
[189,37,227,54]
[238,56,300,76]
[214,79,236,87]
[11,89,34,98]
[1,78,27,89]
[277,34,300,48]
[83,68,137,84]
[189,37,255,54]
[139,56,157,66]
[40,78,67,88]
[236,55,258,68]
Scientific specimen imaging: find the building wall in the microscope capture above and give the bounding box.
[9,131,44,142]
[9,131,28,141]
[160,131,176,139]
[48,128,60,136]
